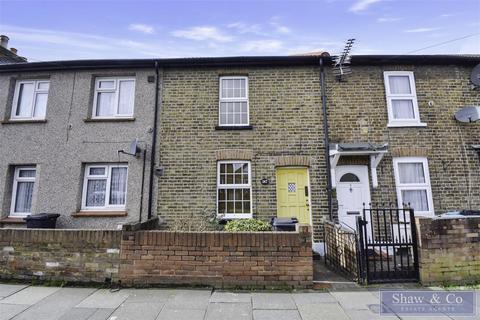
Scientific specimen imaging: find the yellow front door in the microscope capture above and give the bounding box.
[276,167,310,224]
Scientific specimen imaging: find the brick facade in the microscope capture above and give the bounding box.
[120,224,313,289]
[158,67,329,241]
[416,217,480,285]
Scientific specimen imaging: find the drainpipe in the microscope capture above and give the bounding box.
[147,61,160,220]
[319,58,333,221]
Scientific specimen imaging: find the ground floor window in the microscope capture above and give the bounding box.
[393,157,434,216]
[217,161,252,218]
[82,164,128,210]
[10,166,36,216]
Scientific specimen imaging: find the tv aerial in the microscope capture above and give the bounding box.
[118,138,142,157]
[333,38,355,81]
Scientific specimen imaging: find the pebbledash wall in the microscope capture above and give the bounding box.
[0,224,313,289]
[416,217,480,285]
[327,64,480,215]
[158,66,329,245]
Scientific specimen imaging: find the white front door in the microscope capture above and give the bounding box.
[336,165,371,232]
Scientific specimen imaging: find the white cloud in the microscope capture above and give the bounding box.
[439,14,454,18]
[349,0,382,13]
[241,40,283,53]
[269,17,291,34]
[171,26,233,42]
[404,27,441,33]
[128,23,155,34]
[377,17,402,22]
[227,22,263,35]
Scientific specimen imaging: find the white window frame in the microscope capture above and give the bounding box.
[218,76,249,126]
[383,71,426,127]
[10,166,36,217]
[216,160,252,219]
[393,157,434,217]
[11,80,50,120]
[81,164,128,211]
[92,77,136,119]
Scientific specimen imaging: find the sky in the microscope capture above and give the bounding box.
[0,0,479,61]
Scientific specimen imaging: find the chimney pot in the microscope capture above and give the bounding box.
[10,48,18,54]
[0,35,9,48]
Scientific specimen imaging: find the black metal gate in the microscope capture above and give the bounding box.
[357,206,419,284]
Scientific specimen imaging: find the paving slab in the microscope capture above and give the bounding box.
[0,304,30,320]
[57,308,98,320]
[163,289,211,310]
[76,289,130,309]
[0,284,28,299]
[252,293,296,310]
[253,309,302,320]
[123,289,175,303]
[11,287,97,320]
[0,286,60,305]
[330,291,379,310]
[205,302,252,320]
[108,302,164,320]
[297,302,350,320]
[156,308,206,320]
[210,291,252,303]
[86,308,116,320]
[344,308,400,319]
[292,292,337,305]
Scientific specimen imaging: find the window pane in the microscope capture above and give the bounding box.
[118,80,134,115]
[99,80,115,89]
[86,179,106,207]
[37,82,50,90]
[16,83,34,117]
[402,190,428,211]
[242,188,250,200]
[218,189,226,201]
[235,201,242,213]
[226,189,234,201]
[19,169,36,178]
[226,201,234,213]
[96,92,115,116]
[89,167,106,175]
[339,173,360,182]
[392,99,415,119]
[398,163,425,184]
[33,93,48,118]
[109,167,127,205]
[389,75,411,94]
[243,201,251,213]
[14,181,34,213]
[226,164,233,173]
[234,189,242,201]
[218,201,226,213]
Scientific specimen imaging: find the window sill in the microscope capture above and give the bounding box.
[0,217,26,224]
[84,118,135,123]
[1,119,47,125]
[387,122,427,128]
[215,125,253,130]
[72,211,128,217]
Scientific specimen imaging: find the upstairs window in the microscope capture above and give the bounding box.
[11,80,50,120]
[393,157,434,216]
[82,164,128,210]
[383,71,425,127]
[93,77,135,118]
[219,76,249,126]
[10,166,36,216]
[217,161,252,218]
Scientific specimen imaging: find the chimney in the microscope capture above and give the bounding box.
[0,35,9,48]
[10,48,18,54]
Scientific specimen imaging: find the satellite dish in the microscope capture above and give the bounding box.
[129,138,141,155]
[471,64,480,86]
[454,106,480,123]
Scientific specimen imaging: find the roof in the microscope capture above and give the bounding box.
[0,54,478,73]
[330,142,389,153]
[0,46,27,64]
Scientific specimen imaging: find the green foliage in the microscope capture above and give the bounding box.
[224,219,272,232]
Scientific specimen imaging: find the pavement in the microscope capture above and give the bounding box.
[0,283,478,320]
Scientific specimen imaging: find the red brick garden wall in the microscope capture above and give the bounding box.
[119,224,313,289]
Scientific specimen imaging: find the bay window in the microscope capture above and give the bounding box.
[217,161,252,218]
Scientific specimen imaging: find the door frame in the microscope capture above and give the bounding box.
[275,166,313,226]
[335,165,371,231]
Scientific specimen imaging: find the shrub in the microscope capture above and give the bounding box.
[224,219,272,232]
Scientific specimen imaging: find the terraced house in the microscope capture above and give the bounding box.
[0,53,479,256]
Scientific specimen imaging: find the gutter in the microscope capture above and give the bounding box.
[147,61,160,220]
[319,57,333,221]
